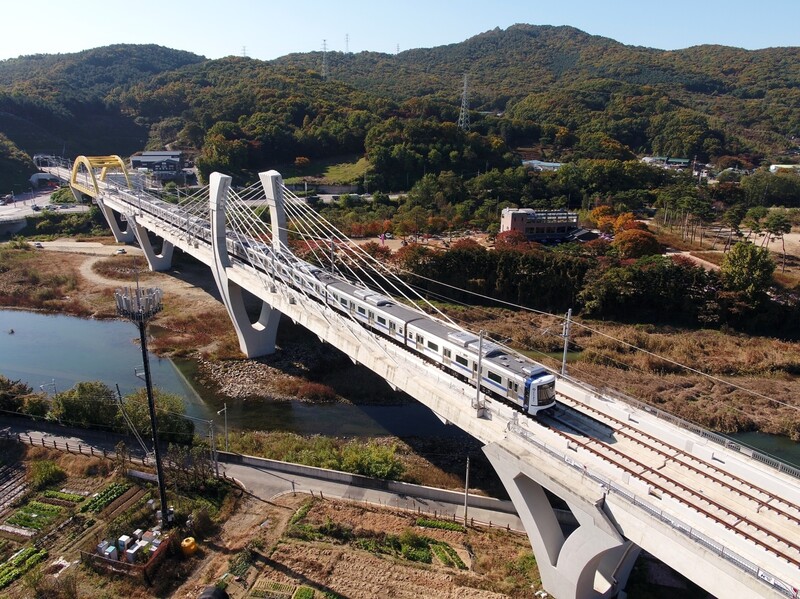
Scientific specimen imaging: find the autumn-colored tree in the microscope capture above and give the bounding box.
[359,241,392,261]
[450,238,482,250]
[590,205,614,225]
[495,230,529,251]
[611,229,661,259]
[294,156,310,169]
[613,212,647,233]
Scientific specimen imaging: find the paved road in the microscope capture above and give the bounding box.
[0,416,524,532]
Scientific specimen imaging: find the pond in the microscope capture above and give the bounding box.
[0,309,466,439]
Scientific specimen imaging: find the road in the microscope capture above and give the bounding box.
[0,416,525,532]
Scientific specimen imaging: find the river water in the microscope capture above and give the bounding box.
[2,310,798,460]
[0,309,464,438]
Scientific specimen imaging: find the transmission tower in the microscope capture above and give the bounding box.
[458,73,470,132]
[322,39,329,79]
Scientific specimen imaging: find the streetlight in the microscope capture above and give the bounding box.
[217,403,228,452]
[114,285,172,528]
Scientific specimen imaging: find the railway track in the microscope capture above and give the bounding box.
[538,397,800,569]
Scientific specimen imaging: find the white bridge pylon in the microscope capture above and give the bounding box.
[209,171,283,357]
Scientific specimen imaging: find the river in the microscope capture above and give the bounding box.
[0,309,465,439]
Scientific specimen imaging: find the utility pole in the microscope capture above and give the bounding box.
[115,285,171,528]
[463,455,470,526]
[217,403,228,452]
[561,308,572,376]
[474,330,485,416]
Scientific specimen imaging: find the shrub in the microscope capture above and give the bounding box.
[296,382,337,402]
[29,461,65,490]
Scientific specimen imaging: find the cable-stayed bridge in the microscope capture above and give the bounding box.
[38,155,800,599]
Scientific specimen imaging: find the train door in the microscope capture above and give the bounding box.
[523,378,532,412]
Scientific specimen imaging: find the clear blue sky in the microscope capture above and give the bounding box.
[1,0,797,62]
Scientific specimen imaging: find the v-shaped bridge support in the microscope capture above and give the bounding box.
[484,442,640,599]
[208,171,287,358]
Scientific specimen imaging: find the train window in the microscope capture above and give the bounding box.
[455,355,468,367]
[443,348,451,358]
[427,341,438,352]
[357,306,366,315]
[487,371,502,384]
[377,316,386,325]
[340,298,348,307]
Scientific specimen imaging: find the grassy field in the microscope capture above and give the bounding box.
[280,155,369,185]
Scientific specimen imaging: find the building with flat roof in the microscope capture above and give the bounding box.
[130,151,184,179]
[500,208,579,242]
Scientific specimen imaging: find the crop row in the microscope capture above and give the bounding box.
[6,502,63,531]
[431,542,467,569]
[415,517,466,533]
[43,490,85,503]
[0,546,47,590]
[80,482,130,513]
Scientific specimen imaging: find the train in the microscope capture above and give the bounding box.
[133,194,558,416]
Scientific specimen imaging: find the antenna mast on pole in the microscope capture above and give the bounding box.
[458,73,470,132]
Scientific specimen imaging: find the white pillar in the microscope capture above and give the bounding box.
[259,170,288,252]
[208,172,281,358]
[130,220,174,271]
[484,442,640,599]
[95,197,135,243]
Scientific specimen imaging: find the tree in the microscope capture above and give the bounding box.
[51,381,118,429]
[720,204,746,251]
[762,211,792,272]
[0,376,32,414]
[720,242,775,302]
[742,206,768,242]
[611,229,661,259]
[121,388,194,445]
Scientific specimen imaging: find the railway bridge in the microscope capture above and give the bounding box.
[38,155,800,599]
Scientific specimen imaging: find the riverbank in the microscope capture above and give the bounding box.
[3,238,799,445]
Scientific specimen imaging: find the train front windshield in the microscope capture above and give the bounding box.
[536,381,556,406]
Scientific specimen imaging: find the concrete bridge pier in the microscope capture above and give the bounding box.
[129,219,174,271]
[209,172,282,358]
[484,442,640,599]
[95,197,135,243]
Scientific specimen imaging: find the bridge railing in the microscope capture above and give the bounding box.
[508,422,798,598]
[559,374,800,482]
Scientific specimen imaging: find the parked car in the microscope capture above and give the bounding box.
[33,242,43,249]
[115,248,127,255]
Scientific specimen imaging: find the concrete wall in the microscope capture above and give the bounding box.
[221,451,517,514]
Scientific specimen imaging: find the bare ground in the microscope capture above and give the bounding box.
[171,494,539,599]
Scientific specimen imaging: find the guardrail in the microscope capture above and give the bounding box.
[560,374,800,481]
[509,422,798,598]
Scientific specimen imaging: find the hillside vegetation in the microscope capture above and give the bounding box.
[0,25,798,191]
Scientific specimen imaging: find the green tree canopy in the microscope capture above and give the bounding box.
[720,242,775,301]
